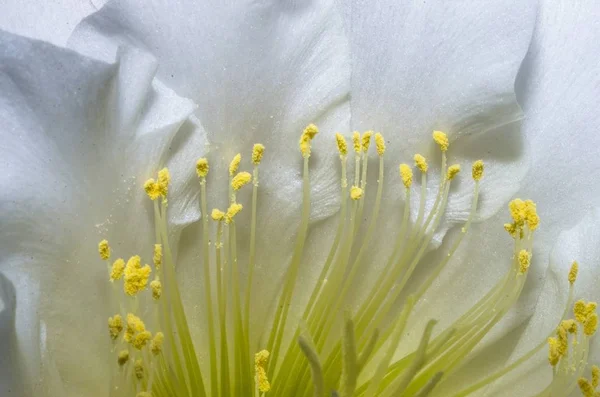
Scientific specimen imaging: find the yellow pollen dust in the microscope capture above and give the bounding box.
[108,314,123,340]
[196,158,209,178]
[110,258,125,281]
[150,279,162,300]
[98,240,110,260]
[211,208,225,221]
[117,350,129,366]
[153,244,162,269]
[414,154,428,173]
[124,255,152,296]
[399,164,413,188]
[299,124,319,158]
[252,143,265,165]
[350,186,363,200]
[446,164,461,180]
[335,133,348,156]
[225,203,243,224]
[229,153,242,176]
[232,171,252,191]
[517,249,531,274]
[569,261,579,284]
[134,359,144,380]
[375,132,386,156]
[352,131,361,154]
[150,332,164,355]
[433,130,449,152]
[472,160,484,181]
[362,130,374,152]
[255,350,271,393]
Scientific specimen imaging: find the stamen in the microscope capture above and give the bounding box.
[229,153,242,176]
[211,208,225,221]
[108,314,123,340]
[472,160,484,181]
[446,164,461,180]
[225,203,243,224]
[134,359,145,380]
[414,154,428,173]
[150,332,164,355]
[350,186,363,200]
[569,261,579,285]
[252,144,265,165]
[98,239,111,260]
[153,244,162,270]
[336,133,348,157]
[150,279,162,300]
[374,133,385,156]
[196,157,209,177]
[255,350,271,393]
[231,171,252,191]
[123,255,152,296]
[110,258,125,281]
[299,124,319,158]
[433,130,449,152]
[399,164,413,188]
[352,131,361,154]
[517,249,531,275]
[361,130,374,153]
[117,350,129,366]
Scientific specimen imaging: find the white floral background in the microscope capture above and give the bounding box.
[1,1,600,396]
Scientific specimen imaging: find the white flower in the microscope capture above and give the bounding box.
[1,1,600,397]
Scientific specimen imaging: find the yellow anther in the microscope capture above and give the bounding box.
[547,337,560,366]
[144,179,161,200]
[585,312,598,336]
[150,279,162,300]
[229,153,242,176]
[98,239,110,260]
[117,350,129,366]
[433,130,449,152]
[561,319,578,334]
[150,332,164,355]
[399,164,413,188]
[196,158,209,178]
[335,133,348,156]
[414,154,428,173]
[252,144,265,165]
[517,249,531,274]
[132,330,152,350]
[472,160,484,181]
[153,244,162,269]
[231,171,252,191]
[350,186,363,200]
[255,350,271,393]
[108,314,123,340]
[225,203,243,224]
[374,133,386,156]
[504,223,517,238]
[574,300,597,324]
[524,199,540,230]
[157,168,170,197]
[123,255,152,296]
[125,313,146,343]
[110,258,125,281]
[592,365,600,388]
[211,209,225,221]
[352,131,361,154]
[299,124,319,158]
[579,378,595,397]
[569,261,579,285]
[137,393,152,397]
[362,130,374,152]
[446,164,461,180]
[134,359,145,380]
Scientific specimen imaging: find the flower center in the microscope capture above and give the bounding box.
[97,126,597,397]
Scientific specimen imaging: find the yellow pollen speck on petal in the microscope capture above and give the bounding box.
[350,186,363,200]
[229,153,242,176]
[151,332,164,355]
[124,255,152,296]
[157,168,170,197]
[108,314,123,340]
[518,249,531,274]
[472,160,484,181]
[335,133,348,156]
[153,244,162,269]
[352,131,361,154]
[579,378,595,397]
[196,158,209,178]
[414,154,428,173]
[98,240,110,260]
[299,124,319,158]
[252,144,265,165]
[255,350,271,393]
[592,365,600,388]
[110,258,125,281]
[569,261,579,284]
[132,330,152,350]
[117,350,129,366]
[375,133,386,156]
[150,279,162,300]
[446,164,461,180]
[134,359,144,380]
[225,203,243,224]
[399,164,413,188]
[433,130,449,152]
[362,131,374,152]
[211,209,225,221]
[232,171,252,191]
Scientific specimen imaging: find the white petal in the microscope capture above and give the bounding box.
[0,31,205,395]
[0,1,96,46]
